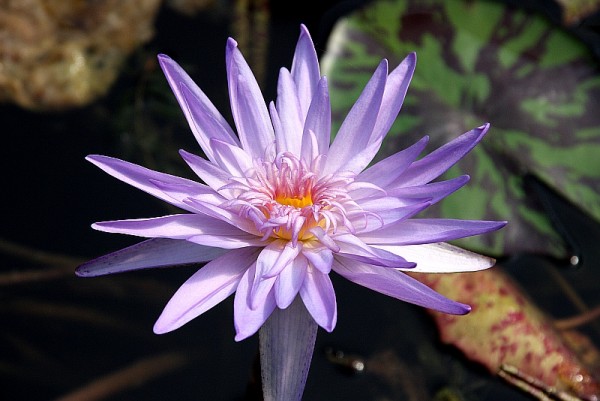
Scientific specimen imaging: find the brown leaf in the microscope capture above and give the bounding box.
[410,267,600,399]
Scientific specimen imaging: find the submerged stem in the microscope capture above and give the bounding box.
[259,297,318,401]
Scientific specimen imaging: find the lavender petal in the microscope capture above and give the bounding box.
[333,257,470,314]
[76,238,227,277]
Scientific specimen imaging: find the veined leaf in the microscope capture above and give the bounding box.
[323,0,600,258]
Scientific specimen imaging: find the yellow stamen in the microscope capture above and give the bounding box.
[275,193,313,208]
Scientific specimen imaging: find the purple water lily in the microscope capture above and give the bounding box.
[78,24,505,400]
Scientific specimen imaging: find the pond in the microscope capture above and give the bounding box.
[2,1,600,400]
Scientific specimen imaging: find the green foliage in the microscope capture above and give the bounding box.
[323,0,600,257]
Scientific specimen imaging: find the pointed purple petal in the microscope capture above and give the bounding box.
[154,247,260,334]
[397,124,490,187]
[92,214,212,238]
[324,60,387,175]
[370,52,416,144]
[269,101,284,153]
[249,273,277,311]
[258,240,302,279]
[76,238,227,277]
[357,196,428,211]
[234,263,277,341]
[356,136,429,188]
[328,53,417,175]
[183,197,262,235]
[299,129,320,163]
[226,38,275,159]
[148,179,224,207]
[274,255,307,309]
[308,226,340,252]
[157,54,239,161]
[367,205,431,229]
[387,175,470,205]
[179,149,231,193]
[334,233,415,268]
[333,257,470,314]
[358,219,507,245]
[250,240,303,309]
[301,77,331,161]
[210,138,253,177]
[345,180,386,201]
[291,24,320,118]
[93,214,265,249]
[275,68,303,155]
[178,82,241,162]
[301,246,333,274]
[86,155,207,213]
[351,201,430,233]
[299,268,337,331]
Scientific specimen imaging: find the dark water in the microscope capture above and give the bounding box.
[2,1,600,400]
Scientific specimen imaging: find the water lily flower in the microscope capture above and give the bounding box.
[78,24,505,400]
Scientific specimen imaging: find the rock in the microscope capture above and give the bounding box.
[0,0,162,111]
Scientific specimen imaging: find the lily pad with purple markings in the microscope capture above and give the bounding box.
[322,0,600,258]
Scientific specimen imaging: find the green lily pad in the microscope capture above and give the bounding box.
[322,0,600,258]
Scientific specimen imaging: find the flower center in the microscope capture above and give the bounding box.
[226,152,358,244]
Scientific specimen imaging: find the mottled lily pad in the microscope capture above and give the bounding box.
[322,0,600,258]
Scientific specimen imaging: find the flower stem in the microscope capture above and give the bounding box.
[259,297,318,401]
